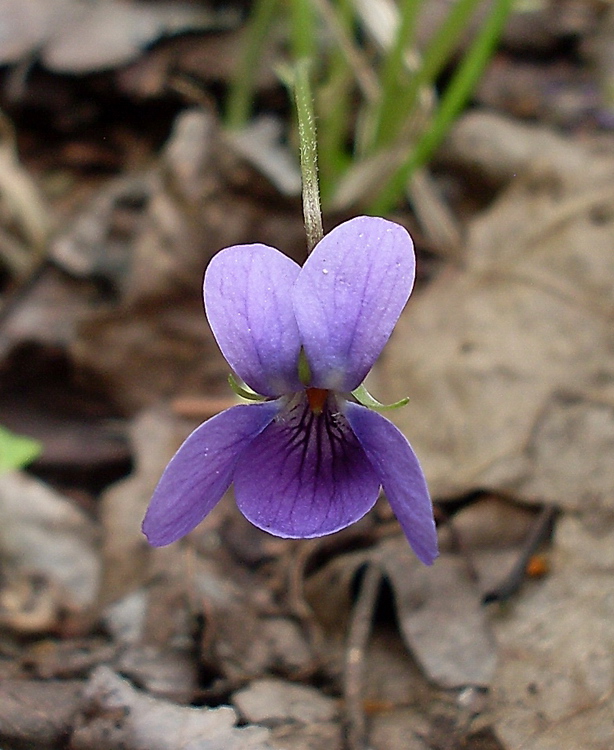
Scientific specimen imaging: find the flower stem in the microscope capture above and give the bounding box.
[293,58,324,252]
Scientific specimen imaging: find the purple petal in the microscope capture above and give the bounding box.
[204,244,302,397]
[233,393,380,537]
[142,401,280,546]
[293,217,415,391]
[344,403,438,565]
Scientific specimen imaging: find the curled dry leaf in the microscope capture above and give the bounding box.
[377,539,497,688]
[306,536,497,688]
[98,407,182,608]
[71,666,274,750]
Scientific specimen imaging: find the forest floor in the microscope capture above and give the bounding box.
[0,1,613,749]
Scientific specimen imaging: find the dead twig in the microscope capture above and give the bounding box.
[343,563,383,750]
[283,539,327,669]
[483,504,558,603]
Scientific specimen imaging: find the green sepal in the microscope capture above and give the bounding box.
[228,374,267,402]
[351,383,409,411]
[0,425,42,473]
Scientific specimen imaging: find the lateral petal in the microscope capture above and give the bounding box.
[293,216,415,391]
[233,394,380,538]
[205,244,302,396]
[142,401,280,546]
[344,402,438,565]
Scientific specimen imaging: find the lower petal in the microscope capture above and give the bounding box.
[234,394,380,538]
[344,403,438,565]
[142,401,280,546]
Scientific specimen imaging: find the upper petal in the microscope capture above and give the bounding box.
[142,401,280,546]
[292,216,415,391]
[344,403,438,565]
[233,394,380,538]
[204,244,302,397]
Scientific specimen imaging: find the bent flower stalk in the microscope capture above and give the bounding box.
[142,216,438,565]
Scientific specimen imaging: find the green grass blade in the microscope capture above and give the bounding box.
[315,0,356,199]
[225,0,280,129]
[369,0,423,152]
[372,0,483,153]
[371,0,513,214]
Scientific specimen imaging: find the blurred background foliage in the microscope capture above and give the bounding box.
[226,0,513,213]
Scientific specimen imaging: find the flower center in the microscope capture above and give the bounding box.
[306,387,329,415]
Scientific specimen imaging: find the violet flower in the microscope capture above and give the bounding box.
[142,216,438,564]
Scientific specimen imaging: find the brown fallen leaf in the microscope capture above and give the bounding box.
[380,541,498,688]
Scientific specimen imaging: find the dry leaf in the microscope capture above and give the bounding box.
[232,679,338,725]
[306,536,497,688]
[0,679,83,747]
[491,515,614,749]
[226,117,302,198]
[0,471,100,612]
[0,0,237,73]
[385,115,614,513]
[71,666,274,750]
[379,541,497,688]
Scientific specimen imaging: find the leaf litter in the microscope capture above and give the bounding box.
[382,111,614,747]
[0,12,613,750]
